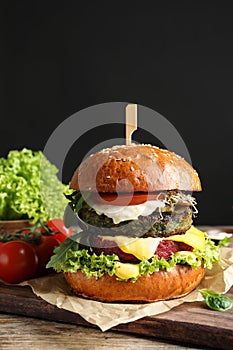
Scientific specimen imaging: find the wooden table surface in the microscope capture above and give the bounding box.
[0,313,205,350]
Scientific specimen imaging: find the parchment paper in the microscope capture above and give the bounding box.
[22,247,233,331]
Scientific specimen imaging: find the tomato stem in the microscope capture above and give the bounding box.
[0,219,61,244]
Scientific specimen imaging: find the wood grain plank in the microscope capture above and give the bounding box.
[0,314,203,350]
[0,282,232,349]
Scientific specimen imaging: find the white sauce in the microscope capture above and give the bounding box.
[91,200,165,224]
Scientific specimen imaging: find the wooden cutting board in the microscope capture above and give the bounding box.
[0,281,232,350]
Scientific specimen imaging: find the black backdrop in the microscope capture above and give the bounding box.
[1,1,233,225]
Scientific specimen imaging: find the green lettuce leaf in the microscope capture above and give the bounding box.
[0,148,70,223]
[47,239,119,279]
[217,236,232,248]
[194,233,221,269]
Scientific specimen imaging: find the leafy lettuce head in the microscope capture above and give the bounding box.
[0,148,69,223]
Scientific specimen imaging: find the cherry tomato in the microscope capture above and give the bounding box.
[53,233,67,242]
[91,192,165,206]
[33,235,60,276]
[46,219,72,237]
[0,241,38,284]
[20,229,31,235]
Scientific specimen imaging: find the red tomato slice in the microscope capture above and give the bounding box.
[46,219,72,237]
[0,241,38,284]
[90,192,165,206]
[33,235,60,277]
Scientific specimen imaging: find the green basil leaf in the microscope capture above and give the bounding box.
[199,289,233,311]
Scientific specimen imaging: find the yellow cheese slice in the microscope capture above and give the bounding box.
[112,226,205,280]
[100,226,205,264]
[164,226,205,251]
[100,236,162,260]
[115,262,139,280]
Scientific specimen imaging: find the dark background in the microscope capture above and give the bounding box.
[1,1,233,225]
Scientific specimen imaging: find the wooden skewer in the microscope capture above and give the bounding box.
[125,104,137,145]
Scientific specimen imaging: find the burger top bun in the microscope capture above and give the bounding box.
[70,144,202,193]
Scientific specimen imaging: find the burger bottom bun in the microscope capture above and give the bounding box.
[64,265,204,302]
